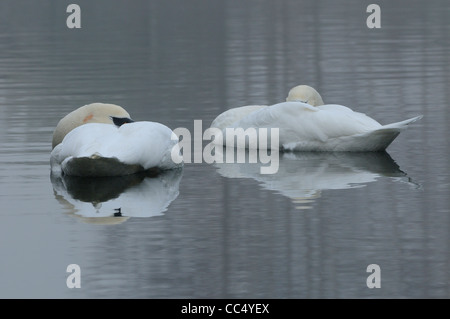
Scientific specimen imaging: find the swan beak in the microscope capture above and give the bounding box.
[111,116,135,127]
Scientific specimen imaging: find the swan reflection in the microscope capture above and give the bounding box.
[51,168,183,224]
[214,151,413,209]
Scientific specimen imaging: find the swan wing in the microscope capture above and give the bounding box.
[114,122,181,170]
[232,102,382,144]
[52,122,181,176]
[210,105,266,130]
[210,101,423,152]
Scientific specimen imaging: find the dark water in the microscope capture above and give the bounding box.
[0,0,449,298]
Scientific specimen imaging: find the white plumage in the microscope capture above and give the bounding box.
[50,103,182,176]
[210,85,422,152]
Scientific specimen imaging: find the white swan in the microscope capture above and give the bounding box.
[210,85,422,151]
[51,103,182,176]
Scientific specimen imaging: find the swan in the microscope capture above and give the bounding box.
[50,103,182,176]
[210,85,423,152]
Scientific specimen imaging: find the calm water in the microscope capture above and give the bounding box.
[0,0,449,298]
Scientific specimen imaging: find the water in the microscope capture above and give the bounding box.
[0,0,449,298]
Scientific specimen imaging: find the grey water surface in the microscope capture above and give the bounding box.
[0,0,449,298]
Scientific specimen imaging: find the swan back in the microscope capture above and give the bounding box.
[210,105,266,130]
[286,85,324,106]
[52,122,181,176]
[52,103,131,149]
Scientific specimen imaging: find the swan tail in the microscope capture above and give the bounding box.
[378,115,423,130]
[356,130,401,151]
[349,115,423,151]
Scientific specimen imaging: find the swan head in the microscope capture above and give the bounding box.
[52,103,133,149]
[286,85,324,106]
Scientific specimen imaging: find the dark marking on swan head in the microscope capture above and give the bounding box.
[111,116,135,127]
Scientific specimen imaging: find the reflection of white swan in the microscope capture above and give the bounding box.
[214,151,410,209]
[211,85,422,151]
[51,168,183,224]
